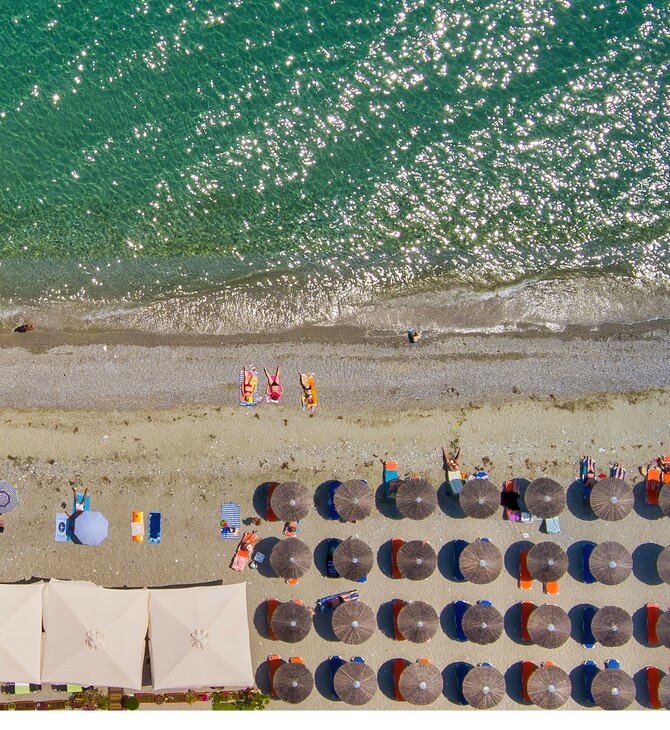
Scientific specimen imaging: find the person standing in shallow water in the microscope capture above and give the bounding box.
[14,322,34,333]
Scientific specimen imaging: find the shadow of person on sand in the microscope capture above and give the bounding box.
[633,478,663,520]
[633,542,664,585]
[566,479,598,520]
[437,480,466,518]
[504,539,534,580]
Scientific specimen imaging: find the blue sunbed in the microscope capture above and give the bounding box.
[454,600,470,642]
[384,461,400,502]
[329,655,345,699]
[351,656,365,664]
[582,543,597,584]
[583,660,598,705]
[148,512,162,544]
[454,662,471,705]
[583,605,597,649]
[477,599,492,607]
[326,538,340,578]
[605,659,620,670]
[327,480,342,520]
[581,458,594,500]
[453,539,468,582]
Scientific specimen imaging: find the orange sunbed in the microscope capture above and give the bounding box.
[267,598,280,641]
[647,467,661,505]
[521,660,536,703]
[267,654,283,698]
[393,599,406,641]
[289,657,304,663]
[417,658,431,664]
[393,659,409,701]
[521,601,536,642]
[230,531,257,572]
[301,373,318,411]
[544,580,559,595]
[647,666,662,709]
[267,482,279,522]
[519,550,532,590]
[286,577,300,586]
[131,511,144,542]
[647,603,660,646]
[391,538,404,579]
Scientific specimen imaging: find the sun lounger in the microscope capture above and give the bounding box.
[384,460,400,502]
[581,456,597,500]
[448,469,466,496]
[582,543,597,583]
[266,482,279,522]
[518,550,532,590]
[582,660,597,705]
[521,661,536,703]
[267,654,283,698]
[544,516,561,534]
[283,520,299,537]
[230,531,257,572]
[148,512,162,543]
[521,601,535,642]
[220,502,240,539]
[393,599,406,641]
[327,480,342,520]
[605,659,620,670]
[452,539,468,581]
[544,580,559,595]
[454,600,470,642]
[647,603,660,646]
[239,368,259,406]
[393,659,409,701]
[316,590,359,614]
[300,373,318,411]
[266,598,280,641]
[647,466,662,505]
[327,538,340,578]
[478,599,493,607]
[503,480,521,521]
[289,657,304,664]
[583,606,597,649]
[454,662,470,705]
[131,511,144,542]
[647,666,662,709]
[610,463,626,480]
[391,538,404,579]
[329,655,345,699]
[351,656,365,664]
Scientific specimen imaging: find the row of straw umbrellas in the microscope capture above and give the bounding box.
[268,597,666,648]
[268,534,661,586]
[268,476,647,521]
[272,657,650,710]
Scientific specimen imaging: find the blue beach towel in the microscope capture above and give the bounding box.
[72,494,91,513]
[220,502,241,539]
[544,516,561,534]
[148,512,162,544]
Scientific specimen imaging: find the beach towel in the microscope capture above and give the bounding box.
[239,368,259,406]
[148,512,162,544]
[221,502,241,538]
[300,373,318,411]
[55,513,68,542]
[384,460,400,502]
[132,511,144,542]
[544,516,561,534]
[448,470,465,496]
[72,494,91,513]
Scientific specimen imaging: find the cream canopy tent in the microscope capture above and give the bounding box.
[0,582,44,684]
[41,579,149,690]
[149,582,254,691]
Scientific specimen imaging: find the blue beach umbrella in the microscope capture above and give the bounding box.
[73,511,109,546]
[0,481,18,512]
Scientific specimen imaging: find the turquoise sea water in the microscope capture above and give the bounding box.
[0,0,668,334]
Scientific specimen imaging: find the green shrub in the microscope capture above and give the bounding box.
[122,696,140,711]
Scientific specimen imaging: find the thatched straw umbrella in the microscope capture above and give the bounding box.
[527,542,568,582]
[526,664,571,709]
[396,478,437,520]
[398,661,443,706]
[659,673,670,709]
[271,481,312,522]
[656,611,670,648]
[591,668,635,710]
[462,665,506,709]
[527,604,571,649]
[271,601,312,643]
[270,538,312,581]
[459,540,503,584]
[459,479,500,519]
[396,540,437,581]
[656,545,670,584]
[591,606,632,647]
[274,661,314,704]
[589,542,632,585]
[334,480,374,522]
[461,603,504,645]
[332,601,376,645]
[333,661,377,705]
[397,601,439,643]
[524,478,565,519]
[660,485,670,518]
[333,537,374,582]
[590,478,633,521]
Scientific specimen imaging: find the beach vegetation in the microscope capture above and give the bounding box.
[122,695,140,710]
[212,688,270,711]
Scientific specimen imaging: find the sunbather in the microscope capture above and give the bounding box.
[583,456,596,489]
[610,462,626,480]
[242,368,256,400]
[658,456,670,475]
[442,447,461,472]
[71,487,89,513]
[299,372,316,408]
[264,366,283,401]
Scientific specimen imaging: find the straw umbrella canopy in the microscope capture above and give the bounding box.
[591,668,635,710]
[591,606,632,647]
[526,664,571,709]
[527,542,568,582]
[590,478,634,521]
[461,604,504,645]
[332,601,376,644]
[659,673,670,709]
[459,479,500,519]
[270,601,313,643]
[660,485,670,518]
[0,481,18,513]
[524,478,565,518]
[395,478,437,520]
[333,537,374,582]
[396,540,437,581]
[398,661,443,705]
[459,540,503,585]
[655,611,670,648]
[526,604,570,648]
[274,661,314,704]
[589,542,632,585]
[271,481,312,522]
[333,661,378,705]
[270,538,312,581]
[397,601,439,643]
[334,480,374,522]
[462,665,506,709]
[656,545,670,584]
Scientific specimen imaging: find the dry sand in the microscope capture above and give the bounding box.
[0,325,669,711]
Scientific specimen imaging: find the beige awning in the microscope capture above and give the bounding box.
[41,579,149,690]
[149,582,254,691]
[0,582,44,683]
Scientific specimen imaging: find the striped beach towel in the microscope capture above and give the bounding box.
[239,368,259,406]
[221,502,241,539]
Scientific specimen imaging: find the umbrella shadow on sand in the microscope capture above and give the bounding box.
[440,603,459,642]
[313,480,335,520]
[568,603,594,644]
[314,538,335,578]
[252,482,275,521]
[376,601,396,640]
[633,479,663,520]
[568,665,593,708]
[315,658,337,701]
[566,540,595,582]
[503,540,534,580]
[253,600,272,640]
[565,479,597,520]
[443,662,472,705]
[374,482,402,520]
[255,659,273,696]
[437,480,466,518]
[253,536,280,578]
[634,667,657,709]
[377,659,398,701]
[632,542,664,585]
[504,662,529,705]
[504,603,526,645]
[376,541,395,578]
[312,609,338,642]
[632,605,656,647]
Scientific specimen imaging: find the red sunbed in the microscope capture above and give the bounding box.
[647,666,662,709]
[393,599,406,641]
[267,654,283,698]
[391,538,404,579]
[521,660,536,703]
[267,482,279,522]
[266,598,280,641]
[519,550,532,590]
[647,603,660,646]
[647,467,661,505]
[393,658,409,701]
[521,601,536,642]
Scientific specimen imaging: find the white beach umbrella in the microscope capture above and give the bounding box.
[41,579,149,689]
[0,582,43,683]
[149,582,254,691]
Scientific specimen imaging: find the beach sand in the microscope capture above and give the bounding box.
[0,323,669,710]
